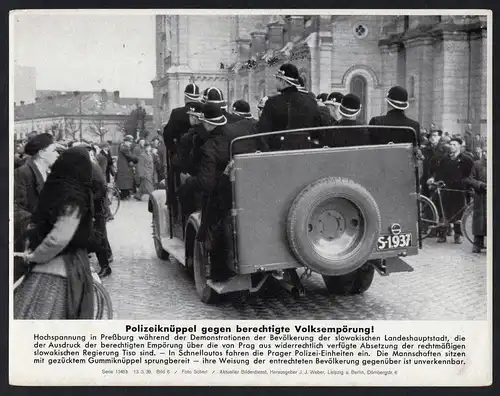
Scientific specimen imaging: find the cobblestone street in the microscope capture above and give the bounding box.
[96,199,488,321]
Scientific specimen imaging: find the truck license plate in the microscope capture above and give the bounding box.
[377,233,412,250]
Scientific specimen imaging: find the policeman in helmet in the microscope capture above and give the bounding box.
[202,87,241,124]
[369,85,421,145]
[258,63,321,150]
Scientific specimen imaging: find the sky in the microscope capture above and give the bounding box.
[12,12,156,98]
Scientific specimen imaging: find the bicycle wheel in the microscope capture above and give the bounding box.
[93,281,114,320]
[418,195,439,239]
[461,204,474,245]
[94,282,104,320]
[107,186,121,217]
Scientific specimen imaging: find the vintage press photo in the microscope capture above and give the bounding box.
[9,9,492,386]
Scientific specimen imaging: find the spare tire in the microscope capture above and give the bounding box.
[287,177,381,276]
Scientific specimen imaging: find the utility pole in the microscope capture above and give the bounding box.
[31,101,35,130]
[79,93,83,141]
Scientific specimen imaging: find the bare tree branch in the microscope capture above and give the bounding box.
[65,118,80,140]
[88,118,109,143]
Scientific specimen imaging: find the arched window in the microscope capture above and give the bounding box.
[242,85,249,103]
[350,75,367,124]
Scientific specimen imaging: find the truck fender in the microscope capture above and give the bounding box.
[148,189,169,239]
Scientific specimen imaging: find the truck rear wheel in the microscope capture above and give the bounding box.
[193,241,218,304]
[152,215,169,260]
[322,263,375,295]
[287,177,381,276]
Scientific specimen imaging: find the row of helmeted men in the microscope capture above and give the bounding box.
[160,63,423,281]
[163,62,421,156]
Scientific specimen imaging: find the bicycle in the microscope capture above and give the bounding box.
[106,184,121,218]
[93,279,114,320]
[418,181,474,244]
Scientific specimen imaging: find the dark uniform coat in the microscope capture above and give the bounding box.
[318,106,335,126]
[13,158,45,281]
[163,106,192,156]
[257,86,322,150]
[97,150,115,183]
[228,116,268,153]
[465,157,487,236]
[224,117,260,155]
[325,118,370,148]
[369,109,421,145]
[431,153,474,222]
[223,110,242,124]
[177,125,231,217]
[178,124,209,177]
[116,143,138,190]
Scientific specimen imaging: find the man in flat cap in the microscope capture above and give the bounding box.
[97,142,115,185]
[427,137,474,244]
[14,133,59,281]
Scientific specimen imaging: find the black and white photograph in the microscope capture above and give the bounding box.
[11,11,489,321]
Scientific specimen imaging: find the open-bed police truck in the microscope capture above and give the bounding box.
[149,125,420,303]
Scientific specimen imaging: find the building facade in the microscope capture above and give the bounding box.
[151,14,487,137]
[14,90,154,142]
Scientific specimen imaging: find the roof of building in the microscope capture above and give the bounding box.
[36,90,154,107]
[15,92,154,121]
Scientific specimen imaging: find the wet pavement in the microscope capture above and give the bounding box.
[94,199,488,320]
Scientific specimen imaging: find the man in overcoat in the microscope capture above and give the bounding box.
[97,142,115,183]
[116,135,138,199]
[14,133,59,281]
[427,137,474,244]
[465,150,487,252]
[134,142,155,201]
[421,129,447,197]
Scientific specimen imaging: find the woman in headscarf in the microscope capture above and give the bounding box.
[14,146,95,319]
